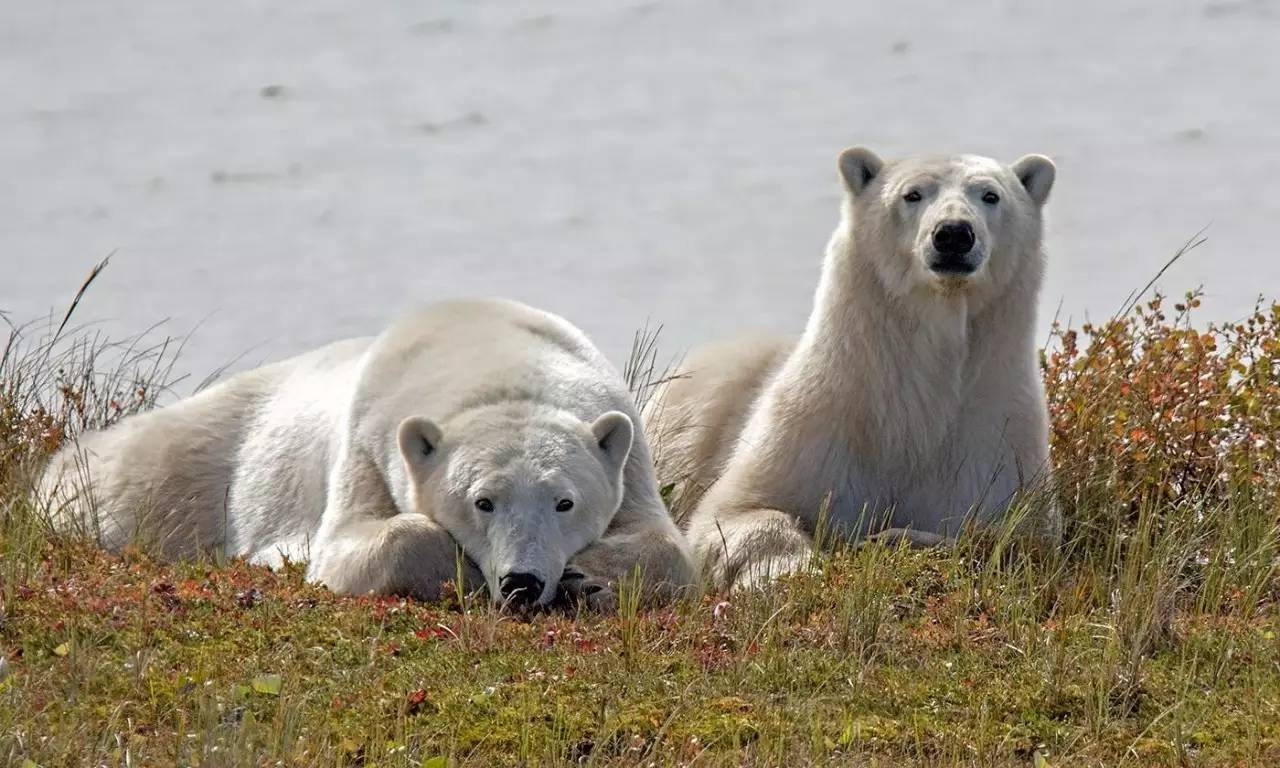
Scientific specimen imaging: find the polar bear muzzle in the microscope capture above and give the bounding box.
[498,571,545,608]
[929,220,980,274]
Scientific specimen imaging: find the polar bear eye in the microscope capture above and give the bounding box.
[902,190,922,203]
[982,191,1000,205]
[555,499,574,512]
[474,498,495,513]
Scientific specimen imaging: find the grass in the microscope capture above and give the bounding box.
[1,268,1278,766]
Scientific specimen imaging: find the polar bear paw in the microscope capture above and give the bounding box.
[555,565,618,613]
[729,550,812,592]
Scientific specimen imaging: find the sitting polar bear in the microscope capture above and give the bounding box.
[646,148,1062,589]
[42,299,696,609]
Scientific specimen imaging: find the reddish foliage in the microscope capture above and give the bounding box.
[570,632,598,653]
[413,625,453,642]
[1044,293,1280,531]
[404,688,429,715]
[694,641,732,671]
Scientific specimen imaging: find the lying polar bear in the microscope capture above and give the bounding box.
[646,148,1062,589]
[42,299,695,609]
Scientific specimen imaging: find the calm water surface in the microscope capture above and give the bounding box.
[3,0,1278,383]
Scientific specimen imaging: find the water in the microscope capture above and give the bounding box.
[3,0,1278,384]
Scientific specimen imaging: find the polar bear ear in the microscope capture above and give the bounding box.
[397,415,443,480]
[838,147,884,196]
[590,411,634,474]
[1012,154,1056,206]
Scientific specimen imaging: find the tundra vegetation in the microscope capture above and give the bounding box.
[1,263,1278,766]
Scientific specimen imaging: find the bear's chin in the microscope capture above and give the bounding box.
[919,268,982,298]
[931,270,976,288]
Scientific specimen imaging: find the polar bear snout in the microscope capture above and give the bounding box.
[498,571,545,607]
[929,220,981,274]
[932,220,975,258]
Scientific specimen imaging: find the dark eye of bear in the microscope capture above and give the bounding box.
[902,190,922,203]
[475,498,494,513]
[555,499,574,512]
[982,191,1000,204]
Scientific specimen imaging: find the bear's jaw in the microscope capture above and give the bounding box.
[926,269,984,299]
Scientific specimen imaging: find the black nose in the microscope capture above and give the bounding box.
[499,572,545,606]
[932,220,976,257]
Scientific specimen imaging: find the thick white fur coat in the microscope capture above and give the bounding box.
[43,300,695,608]
[647,150,1061,588]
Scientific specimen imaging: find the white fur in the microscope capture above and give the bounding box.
[647,149,1061,589]
[42,300,695,608]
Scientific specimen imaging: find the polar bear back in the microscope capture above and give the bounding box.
[42,337,372,558]
[224,337,374,561]
[345,299,636,455]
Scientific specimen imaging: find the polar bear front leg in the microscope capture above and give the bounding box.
[309,445,484,601]
[308,513,484,602]
[560,510,697,611]
[691,507,815,592]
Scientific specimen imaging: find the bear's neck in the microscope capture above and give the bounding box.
[784,229,1029,462]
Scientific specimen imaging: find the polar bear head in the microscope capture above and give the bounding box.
[396,407,633,608]
[836,148,1055,310]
